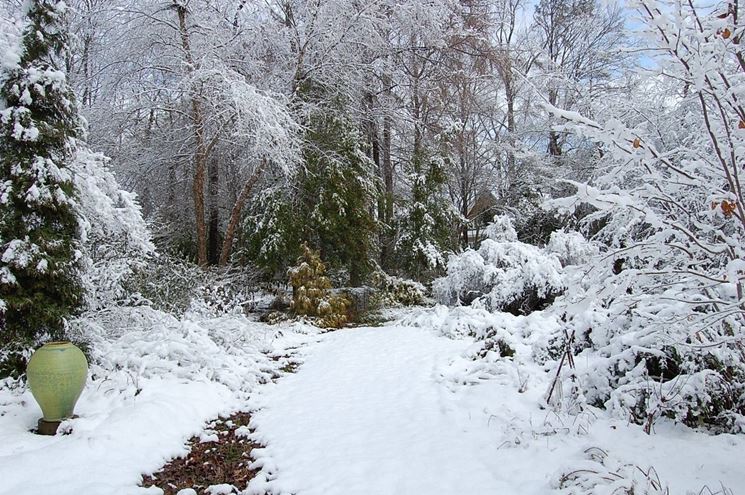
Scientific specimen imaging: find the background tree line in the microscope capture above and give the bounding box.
[3,0,630,285]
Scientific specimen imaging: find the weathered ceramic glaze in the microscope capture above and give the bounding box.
[26,342,88,422]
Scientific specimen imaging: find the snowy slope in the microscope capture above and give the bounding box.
[0,379,233,495]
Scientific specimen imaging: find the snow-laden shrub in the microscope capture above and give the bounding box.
[67,306,317,397]
[546,229,599,267]
[74,149,154,309]
[537,263,745,433]
[434,215,565,314]
[397,304,519,340]
[370,271,427,307]
[124,253,209,315]
[125,254,262,318]
[538,1,745,434]
[396,305,563,394]
[483,214,519,241]
[554,447,670,495]
[515,208,572,246]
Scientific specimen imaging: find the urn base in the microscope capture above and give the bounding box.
[36,418,61,436]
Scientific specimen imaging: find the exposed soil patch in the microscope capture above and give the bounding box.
[140,347,304,494]
[140,412,259,494]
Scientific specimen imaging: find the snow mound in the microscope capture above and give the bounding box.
[433,216,565,314]
[72,306,319,396]
[553,447,669,495]
[546,229,599,267]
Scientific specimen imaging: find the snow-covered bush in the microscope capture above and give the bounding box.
[537,1,745,433]
[538,266,745,433]
[554,447,669,495]
[370,271,427,307]
[397,304,509,339]
[188,271,264,319]
[434,215,565,314]
[515,207,573,246]
[123,253,208,315]
[66,306,316,398]
[124,255,261,318]
[483,214,519,242]
[546,229,599,267]
[74,149,154,309]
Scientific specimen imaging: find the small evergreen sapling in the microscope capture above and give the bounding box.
[0,0,83,349]
[288,243,350,329]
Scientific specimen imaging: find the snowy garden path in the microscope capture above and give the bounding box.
[1,318,743,495]
[245,323,745,495]
[247,325,530,495]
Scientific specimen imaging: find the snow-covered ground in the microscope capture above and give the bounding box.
[1,379,233,495]
[0,307,320,495]
[247,310,744,495]
[1,307,743,495]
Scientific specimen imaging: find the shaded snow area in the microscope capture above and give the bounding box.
[0,307,320,495]
[247,308,744,495]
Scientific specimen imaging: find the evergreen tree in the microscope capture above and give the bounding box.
[300,108,379,286]
[0,0,83,347]
[396,153,456,281]
[242,83,379,286]
[240,182,302,279]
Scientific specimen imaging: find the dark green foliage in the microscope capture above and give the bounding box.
[473,327,516,360]
[478,337,515,359]
[370,271,427,307]
[501,286,561,316]
[666,350,745,432]
[241,84,379,286]
[240,184,302,279]
[300,109,379,285]
[396,153,456,281]
[515,208,572,246]
[0,341,32,380]
[638,346,682,382]
[0,0,83,356]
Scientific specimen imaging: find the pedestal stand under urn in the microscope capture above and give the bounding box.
[26,342,88,435]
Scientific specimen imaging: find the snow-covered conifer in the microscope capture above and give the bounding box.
[0,0,83,346]
[396,154,456,281]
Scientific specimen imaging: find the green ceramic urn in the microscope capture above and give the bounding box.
[26,342,88,424]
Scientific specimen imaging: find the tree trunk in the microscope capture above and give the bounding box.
[176,3,209,266]
[460,155,469,248]
[547,88,562,156]
[382,113,393,223]
[379,73,394,269]
[192,136,208,265]
[207,155,220,265]
[80,33,92,107]
[504,63,516,172]
[219,160,267,266]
